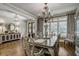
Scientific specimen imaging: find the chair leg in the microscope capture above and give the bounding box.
[48,48,54,56]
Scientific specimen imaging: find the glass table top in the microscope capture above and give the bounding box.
[29,36,58,48]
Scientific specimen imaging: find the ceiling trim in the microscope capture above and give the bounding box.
[2,3,37,19]
[0,8,14,14]
[1,3,78,20]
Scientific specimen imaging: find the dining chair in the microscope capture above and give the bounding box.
[23,36,31,55]
[29,37,44,56]
[23,36,44,56]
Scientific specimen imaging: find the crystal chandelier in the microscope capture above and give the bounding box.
[41,3,51,38]
[42,3,51,20]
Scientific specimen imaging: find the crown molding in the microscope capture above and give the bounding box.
[2,3,37,20]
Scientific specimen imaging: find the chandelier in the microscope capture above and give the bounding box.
[42,3,51,38]
[41,3,51,20]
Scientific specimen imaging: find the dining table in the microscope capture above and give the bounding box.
[29,36,59,56]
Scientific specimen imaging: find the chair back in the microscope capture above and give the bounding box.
[29,37,35,55]
[23,36,44,56]
[29,37,44,56]
[23,36,31,55]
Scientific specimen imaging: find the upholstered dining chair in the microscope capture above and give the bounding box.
[23,36,31,55]
[29,37,44,56]
[23,36,44,56]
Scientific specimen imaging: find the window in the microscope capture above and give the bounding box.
[58,16,67,37]
[43,16,67,38]
[59,21,67,37]
[76,17,79,37]
[77,20,79,33]
[75,16,79,45]
[43,22,50,37]
[28,22,35,33]
[51,22,57,36]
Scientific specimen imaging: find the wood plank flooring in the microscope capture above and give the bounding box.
[0,40,25,56]
[59,42,75,56]
[0,39,75,56]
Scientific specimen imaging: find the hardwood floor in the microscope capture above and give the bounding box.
[0,39,75,56]
[0,40,25,56]
[59,42,75,56]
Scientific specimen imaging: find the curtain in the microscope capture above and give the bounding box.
[67,14,75,41]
